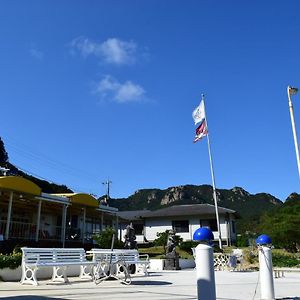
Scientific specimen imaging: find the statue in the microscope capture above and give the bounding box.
[165,230,176,258]
[124,222,137,250]
[164,230,180,270]
[124,222,137,274]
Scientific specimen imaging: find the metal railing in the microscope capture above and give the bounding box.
[0,220,63,241]
[0,220,107,242]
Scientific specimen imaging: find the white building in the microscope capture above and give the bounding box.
[118,204,237,246]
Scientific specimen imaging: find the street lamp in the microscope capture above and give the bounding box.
[287,85,300,180]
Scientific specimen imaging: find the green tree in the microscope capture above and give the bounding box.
[93,227,124,249]
[0,137,8,164]
[258,198,300,252]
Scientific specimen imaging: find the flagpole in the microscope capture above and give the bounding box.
[202,94,223,250]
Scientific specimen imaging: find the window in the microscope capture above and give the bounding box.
[134,223,144,235]
[172,220,189,233]
[200,219,218,231]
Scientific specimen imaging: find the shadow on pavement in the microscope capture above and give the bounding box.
[1,297,63,300]
[130,280,172,286]
[277,298,300,300]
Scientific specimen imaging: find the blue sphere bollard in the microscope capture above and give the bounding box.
[193,228,216,300]
[193,227,214,242]
[256,234,272,246]
[256,234,275,300]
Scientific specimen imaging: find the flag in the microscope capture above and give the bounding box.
[192,100,205,125]
[193,119,208,143]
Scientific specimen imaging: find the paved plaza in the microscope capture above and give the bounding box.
[0,269,299,300]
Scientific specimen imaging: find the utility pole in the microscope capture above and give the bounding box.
[102,179,112,205]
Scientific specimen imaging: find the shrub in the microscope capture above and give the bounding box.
[0,250,22,270]
[272,252,299,267]
[93,227,124,249]
[179,241,199,254]
[153,230,183,247]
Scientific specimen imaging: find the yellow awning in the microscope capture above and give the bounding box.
[53,193,99,207]
[0,176,41,196]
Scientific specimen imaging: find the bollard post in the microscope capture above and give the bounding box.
[256,234,275,300]
[193,228,216,300]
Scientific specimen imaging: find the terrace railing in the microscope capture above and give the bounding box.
[0,220,63,241]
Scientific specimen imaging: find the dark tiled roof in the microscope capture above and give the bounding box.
[117,210,151,220]
[118,204,235,220]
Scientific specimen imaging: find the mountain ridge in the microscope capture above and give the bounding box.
[107,184,284,232]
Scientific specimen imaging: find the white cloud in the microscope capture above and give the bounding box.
[93,75,145,103]
[71,37,137,65]
[29,47,44,60]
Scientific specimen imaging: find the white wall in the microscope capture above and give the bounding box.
[189,217,200,240]
[145,215,232,243]
[144,218,172,241]
[119,213,236,244]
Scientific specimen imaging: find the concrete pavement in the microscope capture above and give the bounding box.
[0,269,299,300]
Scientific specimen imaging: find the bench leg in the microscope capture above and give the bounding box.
[114,261,131,285]
[274,270,286,278]
[21,265,38,286]
[80,265,93,279]
[135,263,149,276]
[52,266,69,283]
[137,263,149,276]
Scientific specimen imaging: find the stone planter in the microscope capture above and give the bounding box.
[0,265,82,282]
[0,266,22,282]
[179,258,195,269]
[149,259,164,271]
[149,258,195,271]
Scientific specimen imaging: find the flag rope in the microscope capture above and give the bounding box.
[194,94,223,249]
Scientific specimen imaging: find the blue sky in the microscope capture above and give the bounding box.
[1,1,300,201]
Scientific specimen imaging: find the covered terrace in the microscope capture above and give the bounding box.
[0,176,119,252]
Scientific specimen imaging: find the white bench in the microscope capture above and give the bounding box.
[21,247,96,285]
[87,249,150,276]
[273,267,300,278]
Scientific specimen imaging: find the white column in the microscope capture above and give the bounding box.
[5,192,13,240]
[259,246,275,300]
[82,207,86,244]
[195,243,216,300]
[61,205,67,248]
[35,200,42,242]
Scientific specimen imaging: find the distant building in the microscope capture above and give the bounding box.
[118,204,237,246]
[0,176,119,252]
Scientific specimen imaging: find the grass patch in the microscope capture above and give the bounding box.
[138,246,193,259]
[272,249,300,268]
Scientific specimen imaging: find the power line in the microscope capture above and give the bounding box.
[3,136,99,181]
[12,164,99,196]
[1,135,104,194]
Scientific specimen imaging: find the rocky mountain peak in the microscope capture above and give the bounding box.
[161,186,185,205]
[231,187,250,197]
